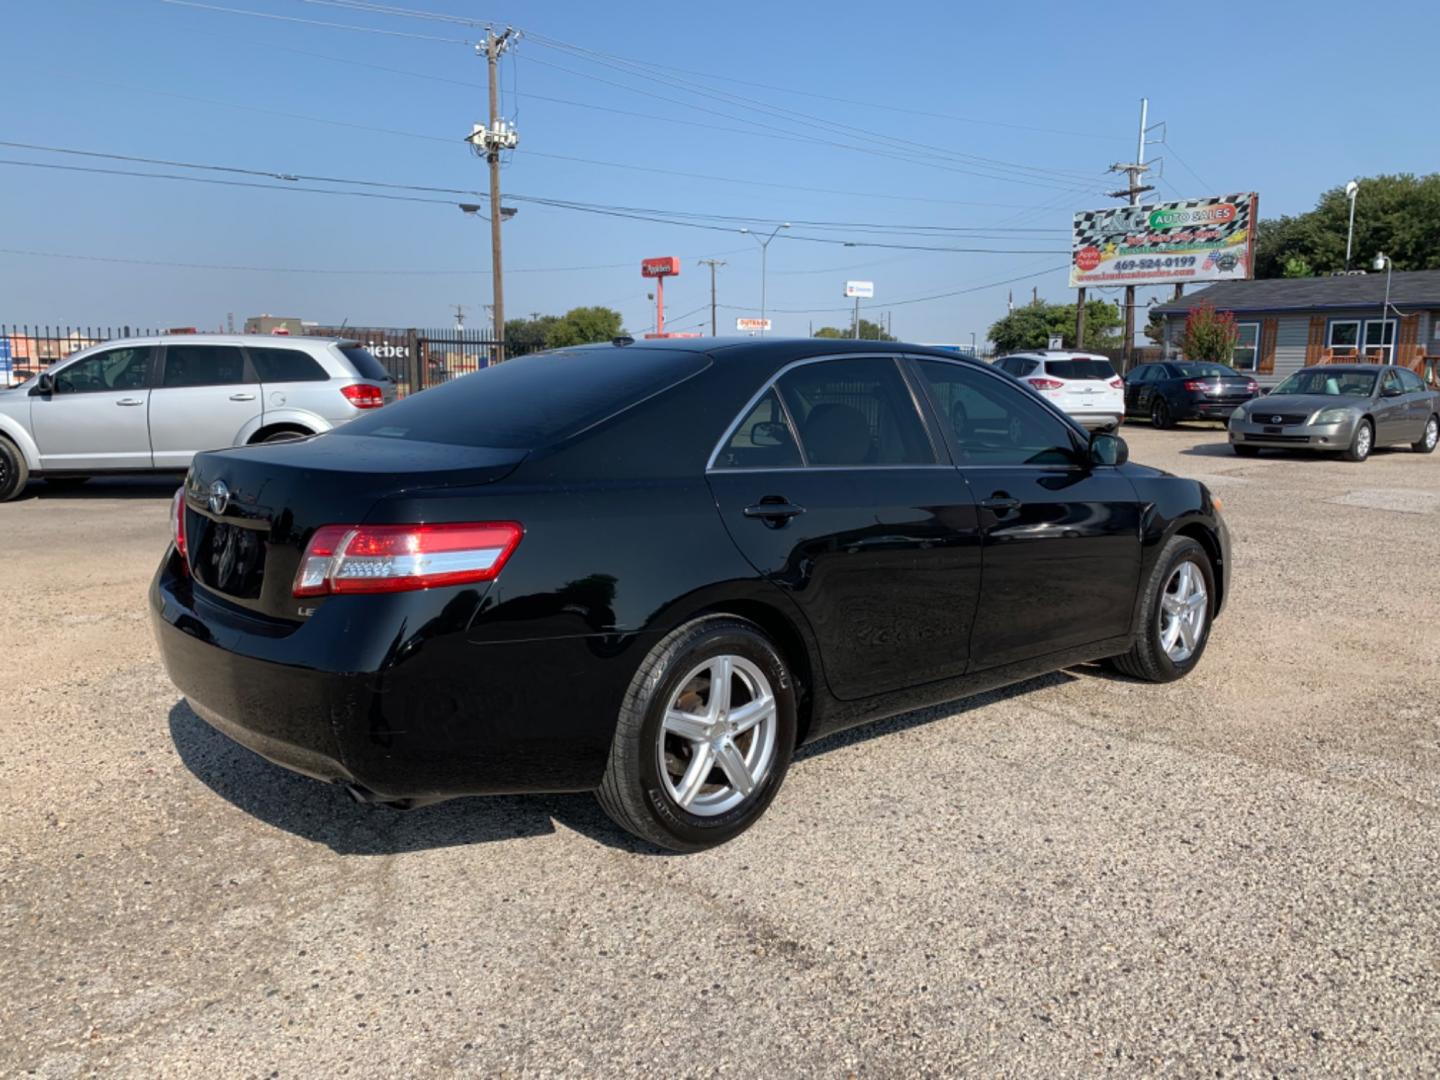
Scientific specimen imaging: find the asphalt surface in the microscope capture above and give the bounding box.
[2,427,1438,1078]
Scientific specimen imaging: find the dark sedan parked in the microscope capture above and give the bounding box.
[152,339,1230,851]
[1125,361,1259,428]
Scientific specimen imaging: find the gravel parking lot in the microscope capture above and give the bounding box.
[3,425,1437,1078]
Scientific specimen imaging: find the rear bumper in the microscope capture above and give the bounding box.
[151,552,645,800]
[1070,411,1123,430]
[1182,399,1250,420]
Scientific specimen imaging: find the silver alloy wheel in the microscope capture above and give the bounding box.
[1158,561,1208,664]
[1356,422,1373,458]
[657,654,778,817]
[1426,417,1438,450]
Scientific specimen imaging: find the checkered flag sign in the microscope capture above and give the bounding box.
[1070,193,1258,288]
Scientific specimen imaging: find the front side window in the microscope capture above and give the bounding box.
[161,345,248,388]
[912,359,1079,466]
[1232,323,1261,371]
[1397,368,1425,393]
[1382,370,1404,396]
[53,346,153,394]
[714,388,801,469]
[776,356,933,466]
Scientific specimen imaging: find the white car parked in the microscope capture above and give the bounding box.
[0,334,397,500]
[992,351,1124,431]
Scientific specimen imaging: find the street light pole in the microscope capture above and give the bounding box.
[1374,252,1393,361]
[1345,180,1359,271]
[740,224,789,336]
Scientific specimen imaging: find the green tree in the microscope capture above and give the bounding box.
[987,299,1122,353]
[504,315,560,353]
[813,318,894,341]
[1180,303,1239,364]
[1254,173,1440,278]
[543,306,625,348]
[1143,310,1166,346]
[1282,255,1314,279]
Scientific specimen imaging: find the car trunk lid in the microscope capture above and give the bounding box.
[181,435,527,620]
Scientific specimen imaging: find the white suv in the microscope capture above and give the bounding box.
[0,334,397,500]
[992,351,1124,431]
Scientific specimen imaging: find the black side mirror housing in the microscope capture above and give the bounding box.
[34,372,55,395]
[1089,431,1128,467]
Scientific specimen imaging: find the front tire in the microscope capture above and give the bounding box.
[1109,535,1215,683]
[597,617,797,852]
[1344,419,1373,462]
[1412,414,1439,454]
[0,437,28,502]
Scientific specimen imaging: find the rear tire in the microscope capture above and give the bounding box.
[1412,414,1439,454]
[1151,398,1173,430]
[1343,419,1373,463]
[1109,535,1215,684]
[596,617,797,852]
[0,437,28,502]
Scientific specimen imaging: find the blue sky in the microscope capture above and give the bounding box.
[1,0,1433,342]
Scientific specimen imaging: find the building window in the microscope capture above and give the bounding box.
[1232,322,1261,371]
[1328,318,1394,359]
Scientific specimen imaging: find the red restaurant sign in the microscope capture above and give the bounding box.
[641,256,680,278]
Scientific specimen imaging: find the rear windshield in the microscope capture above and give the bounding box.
[339,346,394,383]
[1172,363,1237,379]
[1044,358,1115,380]
[336,345,709,449]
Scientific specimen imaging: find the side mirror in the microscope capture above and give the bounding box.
[1382,383,1403,398]
[750,420,789,448]
[35,372,55,395]
[1089,431,1128,467]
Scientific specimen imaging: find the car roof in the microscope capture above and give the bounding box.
[67,333,353,348]
[1297,364,1396,374]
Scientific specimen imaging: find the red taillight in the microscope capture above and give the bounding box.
[340,383,385,409]
[171,487,188,561]
[1108,377,1123,389]
[1183,379,1209,392]
[293,522,523,597]
[1026,377,1064,391]
[1246,380,1259,393]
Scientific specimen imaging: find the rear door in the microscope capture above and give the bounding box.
[1396,368,1431,439]
[30,345,156,470]
[1125,364,1155,415]
[910,358,1142,670]
[707,354,983,700]
[149,344,263,468]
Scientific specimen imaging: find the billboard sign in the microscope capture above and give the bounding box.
[844,280,874,299]
[1070,194,1258,288]
[641,256,680,278]
[735,318,772,332]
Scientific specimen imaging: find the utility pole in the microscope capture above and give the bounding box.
[698,258,726,336]
[1107,98,1158,372]
[452,304,467,331]
[466,27,519,361]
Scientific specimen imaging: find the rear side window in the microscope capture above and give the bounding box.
[1043,358,1116,381]
[714,388,802,469]
[339,347,393,382]
[338,346,709,449]
[250,347,328,383]
[161,345,248,388]
[777,356,933,466]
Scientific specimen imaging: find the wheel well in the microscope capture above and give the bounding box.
[249,422,313,444]
[694,600,817,745]
[1176,522,1224,611]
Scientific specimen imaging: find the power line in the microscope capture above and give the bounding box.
[159,0,473,43]
[719,264,1067,314]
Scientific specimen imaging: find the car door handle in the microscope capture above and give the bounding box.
[744,500,805,526]
[115,397,145,406]
[229,393,257,402]
[981,495,1022,512]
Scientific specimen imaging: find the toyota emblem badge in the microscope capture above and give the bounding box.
[207,480,230,515]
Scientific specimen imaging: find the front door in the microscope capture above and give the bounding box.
[1374,369,1409,445]
[149,344,262,469]
[29,345,155,471]
[707,355,983,700]
[910,358,1143,670]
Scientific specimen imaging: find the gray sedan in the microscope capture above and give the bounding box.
[1228,364,1440,462]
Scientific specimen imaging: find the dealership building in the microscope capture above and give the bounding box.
[1151,270,1440,385]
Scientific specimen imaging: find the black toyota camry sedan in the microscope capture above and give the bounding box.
[152,339,1230,851]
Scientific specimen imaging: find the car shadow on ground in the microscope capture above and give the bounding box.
[13,476,183,501]
[170,671,1081,857]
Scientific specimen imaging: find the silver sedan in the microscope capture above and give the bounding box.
[1228,364,1440,462]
